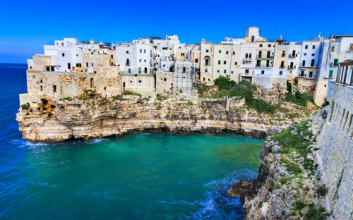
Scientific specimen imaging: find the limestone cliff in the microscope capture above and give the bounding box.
[230,106,353,219]
[16,93,303,143]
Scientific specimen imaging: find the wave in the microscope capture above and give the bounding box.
[158,169,258,219]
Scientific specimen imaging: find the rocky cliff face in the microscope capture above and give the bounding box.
[16,94,302,143]
[229,109,336,219]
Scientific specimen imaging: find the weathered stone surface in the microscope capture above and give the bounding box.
[16,95,297,143]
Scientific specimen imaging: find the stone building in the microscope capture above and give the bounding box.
[21,40,121,105]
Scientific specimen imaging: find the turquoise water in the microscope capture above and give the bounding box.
[0,64,264,219]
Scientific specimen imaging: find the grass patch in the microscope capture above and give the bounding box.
[123,90,142,97]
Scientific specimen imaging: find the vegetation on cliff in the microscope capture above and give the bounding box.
[285,81,310,107]
[212,76,276,113]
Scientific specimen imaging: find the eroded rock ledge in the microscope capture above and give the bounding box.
[17,94,302,143]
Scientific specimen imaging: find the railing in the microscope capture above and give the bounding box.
[243,58,252,63]
[288,65,297,70]
[336,60,353,85]
[289,54,297,58]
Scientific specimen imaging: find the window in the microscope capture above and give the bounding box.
[217,70,220,73]
[249,53,252,58]
[46,66,50,71]
[329,70,333,78]
[256,60,261,67]
[90,78,94,88]
[40,79,43,83]
[245,69,249,73]
[138,68,141,73]
[333,59,338,66]
[144,49,146,53]
[223,61,226,65]
[218,50,221,53]
[76,54,78,57]
[126,50,129,54]
[301,70,305,76]
[312,45,315,49]
[205,58,209,66]
[140,49,142,53]
[259,44,263,47]
[144,59,146,63]
[281,61,284,68]
[261,70,265,74]
[232,52,235,55]
[183,67,186,73]
[164,78,167,81]
[311,59,315,67]
[251,36,254,42]
[267,51,271,58]
[268,44,271,47]
[111,55,113,59]
[245,53,248,58]
[62,53,65,57]
[206,49,209,53]
[302,60,306,67]
[234,62,237,65]
[139,80,142,83]
[224,70,226,73]
[266,60,270,67]
[68,63,71,70]
[40,86,43,91]
[309,71,313,78]
[218,60,221,65]
[181,53,185,56]
[144,67,147,73]
[53,85,56,93]
[279,71,283,75]
[226,51,229,55]
[76,63,81,67]
[312,53,315,56]
[139,59,142,62]
[86,62,88,67]
[195,58,199,63]
[258,51,262,58]
[331,46,335,52]
[282,51,285,57]
[305,45,308,49]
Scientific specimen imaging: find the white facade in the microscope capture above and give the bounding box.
[43,38,82,72]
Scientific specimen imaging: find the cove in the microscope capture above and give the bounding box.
[1,133,263,219]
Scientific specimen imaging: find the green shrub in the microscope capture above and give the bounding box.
[305,204,330,220]
[294,200,306,210]
[61,97,73,101]
[123,90,142,97]
[282,158,302,174]
[112,95,126,100]
[316,185,328,197]
[287,81,293,93]
[213,76,275,113]
[321,100,329,107]
[209,114,214,120]
[41,98,48,105]
[21,103,30,110]
[285,91,310,107]
[156,94,168,101]
[279,176,292,184]
[171,114,179,120]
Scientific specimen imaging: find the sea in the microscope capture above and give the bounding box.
[0,63,264,219]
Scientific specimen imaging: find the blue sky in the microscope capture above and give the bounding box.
[1,0,352,63]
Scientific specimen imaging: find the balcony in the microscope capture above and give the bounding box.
[288,65,297,70]
[243,58,252,63]
[330,63,338,67]
[256,56,273,59]
[289,54,297,58]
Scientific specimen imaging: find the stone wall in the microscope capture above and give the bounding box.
[314,82,353,219]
